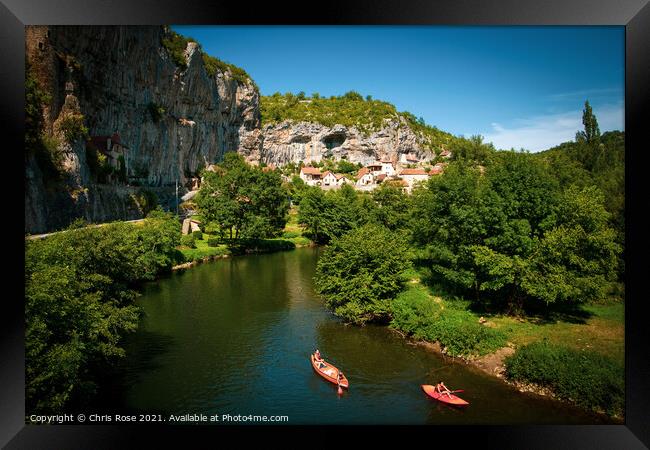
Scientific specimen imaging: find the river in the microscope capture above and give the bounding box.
[100,247,612,424]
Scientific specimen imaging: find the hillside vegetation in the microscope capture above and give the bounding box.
[260,91,460,150]
[162,29,257,88]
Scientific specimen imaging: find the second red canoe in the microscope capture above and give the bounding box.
[421,384,469,406]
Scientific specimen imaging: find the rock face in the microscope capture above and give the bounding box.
[261,118,435,166]
[25,25,261,233]
[25,25,438,234]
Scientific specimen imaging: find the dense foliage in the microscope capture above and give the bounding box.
[411,148,620,313]
[25,210,181,413]
[196,153,290,240]
[390,286,507,357]
[296,184,373,244]
[261,91,459,150]
[504,341,624,416]
[314,224,413,324]
[305,103,622,323]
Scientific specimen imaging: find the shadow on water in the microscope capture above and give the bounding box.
[91,329,175,413]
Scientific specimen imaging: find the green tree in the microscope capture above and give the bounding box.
[196,153,289,240]
[576,100,601,145]
[371,183,412,232]
[314,224,413,324]
[25,212,180,413]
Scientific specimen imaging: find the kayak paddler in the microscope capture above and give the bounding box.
[436,381,453,398]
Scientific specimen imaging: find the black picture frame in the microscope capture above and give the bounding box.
[3,0,648,447]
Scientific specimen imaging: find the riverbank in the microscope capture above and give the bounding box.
[174,207,315,269]
[388,277,625,421]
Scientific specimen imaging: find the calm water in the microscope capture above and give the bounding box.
[104,248,612,424]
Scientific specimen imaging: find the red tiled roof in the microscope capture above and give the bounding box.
[301,166,322,175]
[387,178,409,187]
[322,170,335,178]
[334,173,346,180]
[356,167,370,180]
[376,173,387,182]
[400,168,428,176]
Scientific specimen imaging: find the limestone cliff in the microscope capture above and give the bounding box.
[25,25,261,233]
[260,118,435,166]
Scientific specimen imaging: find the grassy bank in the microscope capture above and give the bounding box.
[388,268,625,418]
[176,208,313,264]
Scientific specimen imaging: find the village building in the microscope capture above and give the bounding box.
[355,167,375,187]
[399,168,430,193]
[87,131,129,183]
[367,162,383,176]
[380,158,397,177]
[384,178,409,193]
[88,132,127,170]
[300,166,323,186]
[439,149,452,159]
[321,170,338,186]
[429,163,445,175]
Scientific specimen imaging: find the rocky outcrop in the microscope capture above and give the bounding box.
[261,118,435,166]
[25,25,261,233]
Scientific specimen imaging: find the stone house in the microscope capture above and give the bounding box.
[399,168,430,192]
[321,170,338,187]
[380,159,397,177]
[355,167,374,187]
[300,166,323,186]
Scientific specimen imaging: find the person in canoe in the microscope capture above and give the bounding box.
[435,381,453,398]
[314,349,325,368]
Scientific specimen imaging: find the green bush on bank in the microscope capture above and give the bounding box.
[192,230,203,240]
[227,238,296,255]
[504,341,624,416]
[390,285,507,357]
[207,237,221,247]
[180,234,196,248]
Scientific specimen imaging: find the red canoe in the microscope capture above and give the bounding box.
[311,354,349,389]
[421,385,469,406]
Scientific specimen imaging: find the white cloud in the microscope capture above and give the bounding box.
[480,103,624,152]
[547,87,622,101]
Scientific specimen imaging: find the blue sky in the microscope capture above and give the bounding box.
[172,26,624,152]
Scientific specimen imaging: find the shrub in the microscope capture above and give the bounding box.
[504,341,624,416]
[147,102,166,123]
[281,231,300,239]
[227,238,296,255]
[180,234,196,248]
[57,113,88,143]
[207,238,221,247]
[390,286,507,357]
[192,230,203,240]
